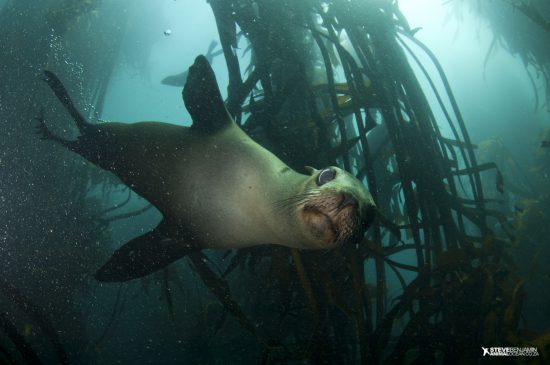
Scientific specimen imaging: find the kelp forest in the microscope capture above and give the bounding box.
[0,0,549,364]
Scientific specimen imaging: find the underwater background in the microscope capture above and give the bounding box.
[0,0,549,364]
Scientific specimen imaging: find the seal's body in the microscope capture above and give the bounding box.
[41,56,376,282]
[91,120,311,250]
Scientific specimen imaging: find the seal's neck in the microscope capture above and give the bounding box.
[266,168,312,248]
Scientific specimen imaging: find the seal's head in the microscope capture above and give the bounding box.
[280,166,376,249]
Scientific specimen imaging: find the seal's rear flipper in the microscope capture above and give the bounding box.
[43,70,92,134]
[95,221,197,282]
[36,111,78,150]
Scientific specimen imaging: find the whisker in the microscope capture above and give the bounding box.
[271,190,322,213]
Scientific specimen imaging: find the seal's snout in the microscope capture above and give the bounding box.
[339,192,358,210]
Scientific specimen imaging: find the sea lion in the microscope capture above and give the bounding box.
[39,55,376,282]
[161,40,222,87]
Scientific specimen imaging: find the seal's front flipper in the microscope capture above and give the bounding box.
[95,221,196,282]
[183,55,231,133]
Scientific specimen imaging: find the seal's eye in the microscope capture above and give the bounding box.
[317,168,336,186]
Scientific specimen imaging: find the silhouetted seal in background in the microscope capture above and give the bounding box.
[161,40,222,87]
[39,55,376,282]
